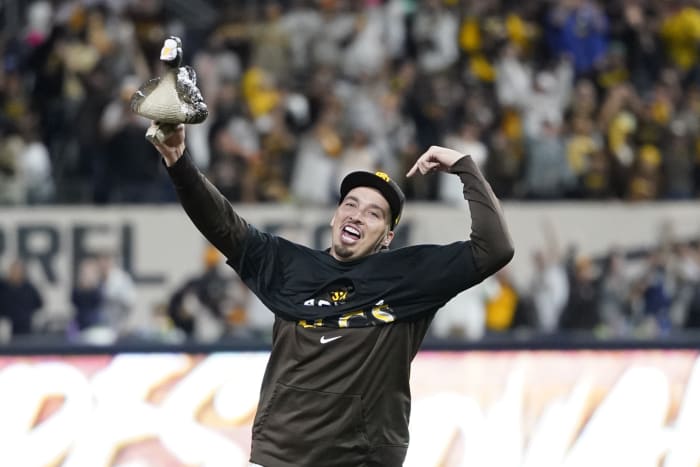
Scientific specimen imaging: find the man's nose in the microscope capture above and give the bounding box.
[347,212,362,224]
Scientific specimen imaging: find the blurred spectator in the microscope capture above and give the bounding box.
[626,144,663,201]
[209,73,264,202]
[289,102,343,204]
[167,245,248,341]
[333,126,391,192]
[190,32,243,169]
[0,120,53,204]
[495,45,574,139]
[310,1,357,69]
[595,41,629,92]
[597,84,643,196]
[566,114,609,198]
[484,269,520,334]
[20,122,54,204]
[484,122,523,199]
[635,248,675,336]
[95,250,135,336]
[529,222,570,333]
[597,248,633,336]
[412,0,459,74]
[402,73,452,199]
[522,120,576,199]
[24,1,53,47]
[431,276,500,341]
[0,260,43,337]
[658,1,700,84]
[559,255,601,331]
[0,127,25,204]
[70,257,105,331]
[671,241,700,326]
[569,78,599,120]
[663,119,695,199]
[250,1,293,79]
[279,0,323,77]
[612,0,661,93]
[340,3,387,79]
[256,102,298,201]
[545,0,608,77]
[438,119,488,204]
[686,287,700,329]
[342,77,395,149]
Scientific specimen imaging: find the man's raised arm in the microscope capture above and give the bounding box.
[407,145,514,279]
[151,124,249,264]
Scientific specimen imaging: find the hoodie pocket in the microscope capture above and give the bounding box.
[254,382,370,465]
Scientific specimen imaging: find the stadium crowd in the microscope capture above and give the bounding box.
[2,230,699,344]
[3,0,700,204]
[1,0,700,343]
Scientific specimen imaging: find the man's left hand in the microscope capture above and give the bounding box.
[406,146,464,177]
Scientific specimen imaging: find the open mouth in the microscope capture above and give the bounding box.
[341,225,361,243]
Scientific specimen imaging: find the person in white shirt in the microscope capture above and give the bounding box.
[96,251,136,335]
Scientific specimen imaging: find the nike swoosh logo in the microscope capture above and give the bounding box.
[320,335,343,344]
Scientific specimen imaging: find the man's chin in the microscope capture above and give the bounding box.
[333,243,372,261]
[333,245,355,260]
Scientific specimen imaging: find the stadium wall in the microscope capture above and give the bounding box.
[0,201,698,319]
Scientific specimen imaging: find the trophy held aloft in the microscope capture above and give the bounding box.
[130,36,208,143]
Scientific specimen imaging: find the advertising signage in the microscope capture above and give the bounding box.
[1,349,698,466]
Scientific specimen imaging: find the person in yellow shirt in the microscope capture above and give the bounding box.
[659,3,700,73]
[485,269,519,332]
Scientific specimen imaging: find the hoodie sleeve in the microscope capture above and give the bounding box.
[449,155,515,279]
[166,148,249,264]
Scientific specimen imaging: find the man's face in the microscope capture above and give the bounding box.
[330,186,394,261]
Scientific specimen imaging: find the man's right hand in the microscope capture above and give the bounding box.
[149,122,186,167]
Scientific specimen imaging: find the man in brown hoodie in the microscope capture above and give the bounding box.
[150,123,513,467]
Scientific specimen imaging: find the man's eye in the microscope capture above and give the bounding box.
[369,211,380,218]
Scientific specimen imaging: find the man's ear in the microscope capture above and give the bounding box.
[382,230,395,247]
[330,214,336,227]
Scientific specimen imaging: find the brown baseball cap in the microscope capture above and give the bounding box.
[340,171,405,230]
